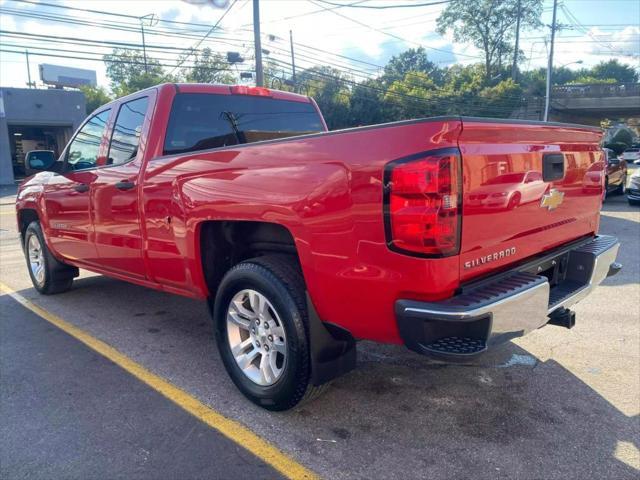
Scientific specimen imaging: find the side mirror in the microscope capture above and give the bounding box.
[25,150,56,173]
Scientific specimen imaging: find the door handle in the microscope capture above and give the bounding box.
[115,181,136,191]
[74,183,89,193]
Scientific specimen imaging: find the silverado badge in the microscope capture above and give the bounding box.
[540,189,564,211]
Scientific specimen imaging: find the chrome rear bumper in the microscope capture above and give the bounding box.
[396,235,620,359]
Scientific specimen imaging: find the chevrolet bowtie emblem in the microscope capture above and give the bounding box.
[540,189,564,211]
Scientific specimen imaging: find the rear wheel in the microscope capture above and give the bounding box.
[24,221,77,294]
[212,255,326,411]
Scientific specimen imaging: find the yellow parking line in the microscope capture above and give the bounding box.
[0,282,319,480]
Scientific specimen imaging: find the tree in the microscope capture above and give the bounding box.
[437,0,543,83]
[381,47,444,86]
[569,76,617,85]
[604,127,634,154]
[590,60,639,83]
[385,71,441,119]
[182,47,235,84]
[297,66,352,129]
[104,48,167,97]
[474,79,524,117]
[348,80,387,126]
[79,85,113,114]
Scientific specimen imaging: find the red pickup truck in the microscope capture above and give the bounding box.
[16,84,621,410]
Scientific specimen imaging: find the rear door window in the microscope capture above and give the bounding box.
[163,93,324,155]
[66,109,111,171]
[108,96,149,165]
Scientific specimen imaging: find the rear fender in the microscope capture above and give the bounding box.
[179,162,351,307]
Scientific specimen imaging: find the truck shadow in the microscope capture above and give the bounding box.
[19,274,638,480]
[598,201,640,287]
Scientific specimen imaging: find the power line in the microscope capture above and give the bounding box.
[165,0,240,78]
[1,4,389,77]
[307,0,482,60]
[9,0,228,30]
[238,0,370,26]
[316,0,451,9]
[0,48,254,72]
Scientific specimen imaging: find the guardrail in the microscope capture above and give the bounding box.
[552,83,640,98]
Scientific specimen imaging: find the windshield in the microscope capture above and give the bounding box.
[164,93,324,155]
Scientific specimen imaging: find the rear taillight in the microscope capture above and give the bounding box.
[384,149,461,257]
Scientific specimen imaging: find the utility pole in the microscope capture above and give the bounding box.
[511,0,522,82]
[25,50,33,88]
[544,0,558,122]
[141,22,148,74]
[139,15,153,75]
[289,30,297,90]
[253,0,264,87]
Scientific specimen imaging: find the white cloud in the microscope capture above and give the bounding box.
[1,0,637,90]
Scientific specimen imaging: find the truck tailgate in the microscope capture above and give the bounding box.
[458,119,604,282]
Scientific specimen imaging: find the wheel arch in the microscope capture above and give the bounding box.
[17,208,40,246]
[198,220,301,298]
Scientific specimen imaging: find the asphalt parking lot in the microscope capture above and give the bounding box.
[1,182,639,479]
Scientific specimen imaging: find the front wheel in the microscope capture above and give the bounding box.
[212,255,325,411]
[507,193,521,210]
[24,221,77,294]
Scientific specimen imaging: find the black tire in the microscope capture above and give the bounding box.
[212,255,325,411]
[24,221,77,295]
[628,198,640,206]
[603,178,609,201]
[615,173,627,195]
[507,192,521,210]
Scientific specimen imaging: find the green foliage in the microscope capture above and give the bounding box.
[79,85,113,114]
[590,60,639,83]
[182,48,235,84]
[568,76,617,85]
[98,45,636,132]
[475,79,524,117]
[104,48,167,97]
[297,66,352,129]
[348,80,387,126]
[437,0,543,81]
[610,128,634,145]
[604,127,634,154]
[385,72,438,119]
[381,48,444,86]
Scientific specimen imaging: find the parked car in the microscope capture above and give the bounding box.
[466,171,548,210]
[626,168,640,206]
[16,84,621,410]
[621,147,640,164]
[603,147,628,199]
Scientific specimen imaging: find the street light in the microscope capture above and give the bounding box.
[559,60,584,69]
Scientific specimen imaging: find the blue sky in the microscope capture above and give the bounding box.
[0,0,638,90]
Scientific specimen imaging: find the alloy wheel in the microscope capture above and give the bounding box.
[27,234,45,287]
[226,289,288,386]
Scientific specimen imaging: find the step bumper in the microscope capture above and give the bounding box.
[395,235,620,360]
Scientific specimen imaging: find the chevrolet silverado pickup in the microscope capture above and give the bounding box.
[16,83,621,410]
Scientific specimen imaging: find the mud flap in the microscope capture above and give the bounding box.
[306,293,357,386]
